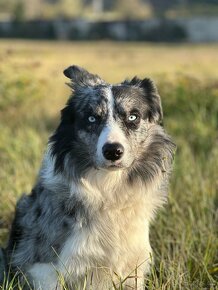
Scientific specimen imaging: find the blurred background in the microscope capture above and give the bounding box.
[0,1,217,289]
[0,0,218,41]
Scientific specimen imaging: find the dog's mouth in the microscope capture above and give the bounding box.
[94,155,135,171]
[95,161,127,171]
[107,163,123,170]
[95,161,125,171]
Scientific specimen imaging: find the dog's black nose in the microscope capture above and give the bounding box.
[102,143,124,161]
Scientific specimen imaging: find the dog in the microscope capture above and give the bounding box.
[5,65,176,289]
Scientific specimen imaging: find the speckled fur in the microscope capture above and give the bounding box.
[6,66,176,290]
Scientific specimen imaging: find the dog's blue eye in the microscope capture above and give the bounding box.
[88,116,96,123]
[128,115,137,121]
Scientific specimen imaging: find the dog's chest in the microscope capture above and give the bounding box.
[58,200,148,276]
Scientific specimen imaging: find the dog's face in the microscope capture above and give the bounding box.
[50,66,167,179]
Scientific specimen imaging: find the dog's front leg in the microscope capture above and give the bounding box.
[27,262,60,290]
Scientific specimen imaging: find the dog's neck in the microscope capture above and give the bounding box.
[39,148,166,217]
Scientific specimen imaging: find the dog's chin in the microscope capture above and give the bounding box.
[94,160,130,171]
[95,164,124,171]
[106,164,124,171]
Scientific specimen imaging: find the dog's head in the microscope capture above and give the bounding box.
[50,66,174,181]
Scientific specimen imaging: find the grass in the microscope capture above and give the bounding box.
[0,40,217,289]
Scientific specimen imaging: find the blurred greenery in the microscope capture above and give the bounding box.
[0,40,217,289]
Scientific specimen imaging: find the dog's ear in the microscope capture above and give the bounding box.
[63,65,105,88]
[123,77,163,125]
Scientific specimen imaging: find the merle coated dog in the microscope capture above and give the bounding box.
[5,66,175,289]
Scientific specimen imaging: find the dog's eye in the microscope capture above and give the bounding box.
[128,115,137,121]
[88,116,96,123]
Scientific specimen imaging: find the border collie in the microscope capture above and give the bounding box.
[5,66,176,289]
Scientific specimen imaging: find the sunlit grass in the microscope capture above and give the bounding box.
[0,40,217,289]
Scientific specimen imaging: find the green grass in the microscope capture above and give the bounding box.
[0,40,217,289]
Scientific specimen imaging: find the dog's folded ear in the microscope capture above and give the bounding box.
[124,77,163,125]
[63,65,105,88]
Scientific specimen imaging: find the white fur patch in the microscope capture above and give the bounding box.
[28,263,59,290]
[56,175,154,289]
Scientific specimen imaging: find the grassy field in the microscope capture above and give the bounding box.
[0,40,217,289]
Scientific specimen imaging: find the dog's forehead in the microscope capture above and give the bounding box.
[73,84,145,114]
[97,84,144,104]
